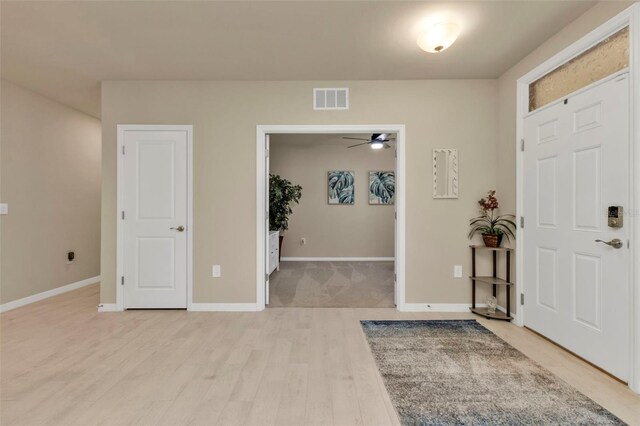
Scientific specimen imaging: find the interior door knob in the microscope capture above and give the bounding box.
[170,226,185,232]
[595,238,623,249]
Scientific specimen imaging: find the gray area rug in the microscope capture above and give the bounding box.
[361,320,625,426]
[269,261,394,307]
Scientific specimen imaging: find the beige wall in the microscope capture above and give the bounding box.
[270,134,395,258]
[101,80,498,305]
[0,80,101,304]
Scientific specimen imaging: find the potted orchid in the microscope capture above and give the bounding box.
[468,190,516,248]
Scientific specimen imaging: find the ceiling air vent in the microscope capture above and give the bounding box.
[314,88,349,110]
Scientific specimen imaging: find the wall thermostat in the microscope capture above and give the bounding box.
[608,206,623,228]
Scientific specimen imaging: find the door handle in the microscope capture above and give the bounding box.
[595,238,623,249]
[170,226,185,232]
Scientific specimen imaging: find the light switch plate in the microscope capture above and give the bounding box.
[212,265,221,278]
[0,204,7,215]
[453,265,463,278]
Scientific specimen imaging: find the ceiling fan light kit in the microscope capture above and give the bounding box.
[417,22,460,53]
[343,133,395,149]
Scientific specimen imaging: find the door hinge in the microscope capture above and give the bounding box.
[265,148,269,159]
[121,211,125,220]
[395,149,397,158]
[394,211,397,220]
[122,145,125,155]
[121,276,125,286]
[265,273,269,282]
[520,139,525,152]
[520,216,524,228]
[394,273,397,282]
[520,293,524,305]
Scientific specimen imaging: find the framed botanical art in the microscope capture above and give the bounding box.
[369,171,395,205]
[328,171,355,205]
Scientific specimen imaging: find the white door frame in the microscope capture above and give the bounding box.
[516,4,640,392]
[256,124,406,311]
[116,124,194,311]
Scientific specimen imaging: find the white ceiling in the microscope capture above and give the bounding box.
[1,1,597,118]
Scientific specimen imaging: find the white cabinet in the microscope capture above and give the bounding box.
[269,231,280,274]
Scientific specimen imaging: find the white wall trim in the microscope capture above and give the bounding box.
[400,303,518,322]
[189,303,260,312]
[1,276,100,313]
[516,3,640,393]
[280,257,394,262]
[257,124,406,312]
[401,303,477,312]
[97,303,121,312]
[116,125,193,312]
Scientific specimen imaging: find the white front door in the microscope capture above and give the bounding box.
[523,73,630,380]
[122,129,188,309]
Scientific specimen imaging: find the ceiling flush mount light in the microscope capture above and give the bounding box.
[371,141,384,150]
[417,22,460,53]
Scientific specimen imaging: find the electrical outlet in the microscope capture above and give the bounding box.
[212,265,221,278]
[0,203,8,215]
[453,265,462,278]
[67,251,75,264]
[301,238,306,245]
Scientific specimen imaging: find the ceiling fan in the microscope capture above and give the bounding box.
[343,133,395,149]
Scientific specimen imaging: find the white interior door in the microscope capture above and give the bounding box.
[523,73,630,380]
[265,134,270,305]
[122,129,188,309]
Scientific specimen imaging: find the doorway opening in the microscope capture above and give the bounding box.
[256,125,406,311]
[268,133,395,307]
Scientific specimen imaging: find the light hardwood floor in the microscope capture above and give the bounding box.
[1,284,639,425]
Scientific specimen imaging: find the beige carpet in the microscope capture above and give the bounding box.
[268,261,395,308]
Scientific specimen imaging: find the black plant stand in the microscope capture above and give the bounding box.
[469,245,514,321]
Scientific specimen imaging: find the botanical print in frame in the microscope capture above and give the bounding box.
[369,171,395,205]
[328,171,355,205]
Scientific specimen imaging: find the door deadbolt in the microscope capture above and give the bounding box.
[608,206,623,228]
[170,226,185,232]
[595,238,623,249]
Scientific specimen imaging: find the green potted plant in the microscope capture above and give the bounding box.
[468,190,516,248]
[269,173,302,259]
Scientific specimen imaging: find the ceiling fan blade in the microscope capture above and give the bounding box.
[347,142,370,148]
[383,143,391,149]
[343,137,369,141]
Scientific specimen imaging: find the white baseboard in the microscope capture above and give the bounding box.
[280,257,394,262]
[189,303,260,312]
[497,304,518,323]
[97,303,121,312]
[0,275,100,313]
[400,303,477,312]
[400,302,517,321]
